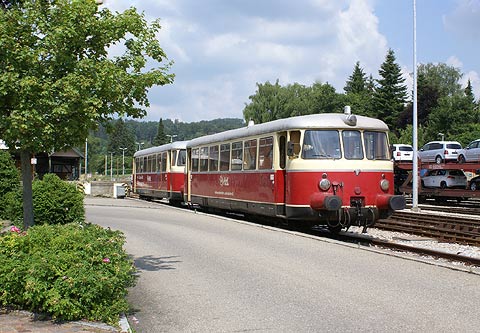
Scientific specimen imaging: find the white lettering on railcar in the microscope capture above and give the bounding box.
[219,175,230,186]
[214,191,234,196]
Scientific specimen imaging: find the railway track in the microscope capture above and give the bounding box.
[375,210,480,246]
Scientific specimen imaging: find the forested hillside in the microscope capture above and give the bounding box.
[86,118,244,175]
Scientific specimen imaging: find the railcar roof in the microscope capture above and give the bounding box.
[134,141,188,157]
[187,113,388,148]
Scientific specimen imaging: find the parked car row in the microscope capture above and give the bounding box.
[392,139,480,164]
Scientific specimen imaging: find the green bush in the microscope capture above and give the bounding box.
[0,223,137,325]
[3,174,86,226]
[0,150,20,219]
[31,174,85,225]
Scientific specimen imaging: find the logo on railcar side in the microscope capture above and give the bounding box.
[219,175,229,186]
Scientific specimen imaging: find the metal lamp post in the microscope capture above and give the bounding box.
[119,147,127,175]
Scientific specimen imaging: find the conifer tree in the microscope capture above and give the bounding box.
[372,49,407,131]
[153,118,169,145]
[344,61,367,94]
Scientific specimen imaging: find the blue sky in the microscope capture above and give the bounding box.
[103,0,480,122]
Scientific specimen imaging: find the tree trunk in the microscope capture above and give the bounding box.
[20,150,34,229]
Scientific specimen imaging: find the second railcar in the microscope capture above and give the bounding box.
[185,109,405,231]
[133,141,187,204]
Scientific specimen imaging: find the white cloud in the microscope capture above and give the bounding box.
[446,55,463,69]
[443,0,480,40]
[105,0,392,122]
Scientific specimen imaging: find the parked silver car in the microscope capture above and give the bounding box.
[421,169,467,189]
[418,141,462,164]
[458,139,480,163]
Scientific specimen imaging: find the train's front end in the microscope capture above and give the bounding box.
[286,110,405,232]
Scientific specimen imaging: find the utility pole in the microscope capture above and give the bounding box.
[166,134,177,143]
[120,147,127,175]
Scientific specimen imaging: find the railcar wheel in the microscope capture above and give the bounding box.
[435,155,443,164]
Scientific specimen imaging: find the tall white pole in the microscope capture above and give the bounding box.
[412,0,419,211]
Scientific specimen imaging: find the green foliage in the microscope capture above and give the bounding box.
[32,174,85,225]
[106,118,136,157]
[152,118,168,146]
[3,174,85,226]
[243,80,345,123]
[0,150,20,219]
[372,49,407,132]
[0,223,136,325]
[344,61,368,94]
[0,0,173,227]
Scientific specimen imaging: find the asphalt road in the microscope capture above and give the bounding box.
[85,197,480,332]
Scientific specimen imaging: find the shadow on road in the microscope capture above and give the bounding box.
[133,255,182,271]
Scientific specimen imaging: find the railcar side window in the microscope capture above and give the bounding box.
[147,155,154,173]
[364,131,389,160]
[259,136,273,169]
[209,145,219,171]
[231,141,243,170]
[142,157,147,173]
[192,148,199,172]
[200,147,209,172]
[220,143,230,171]
[156,154,161,172]
[302,130,341,159]
[244,139,257,170]
[161,152,167,172]
[178,149,186,166]
[342,131,364,160]
[171,150,177,167]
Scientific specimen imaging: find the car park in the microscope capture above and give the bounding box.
[418,141,462,164]
[391,144,413,162]
[458,139,480,163]
[421,169,467,189]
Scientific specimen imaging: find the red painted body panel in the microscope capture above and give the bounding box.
[135,172,184,196]
[286,170,394,207]
[191,171,277,203]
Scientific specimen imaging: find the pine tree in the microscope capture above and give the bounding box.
[153,118,169,145]
[465,79,475,107]
[372,49,407,131]
[344,61,367,94]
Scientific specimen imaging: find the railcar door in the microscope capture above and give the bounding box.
[275,133,287,217]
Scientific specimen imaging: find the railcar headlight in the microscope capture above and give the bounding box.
[380,179,390,191]
[319,178,331,191]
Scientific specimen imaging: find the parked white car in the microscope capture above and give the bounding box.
[421,169,467,189]
[418,141,462,164]
[458,139,480,163]
[391,144,413,162]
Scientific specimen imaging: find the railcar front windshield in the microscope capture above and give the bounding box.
[302,130,390,160]
[302,130,341,159]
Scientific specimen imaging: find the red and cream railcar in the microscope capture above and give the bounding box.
[133,141,187,204]
[185,110,405,231]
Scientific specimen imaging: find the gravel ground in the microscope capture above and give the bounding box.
[349,225,480,259]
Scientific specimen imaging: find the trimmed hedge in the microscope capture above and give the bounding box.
[0,223,137,325]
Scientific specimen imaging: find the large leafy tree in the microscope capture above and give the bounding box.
[372,49,407,132]
[243,80,288,123]
[0,0,174,228]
